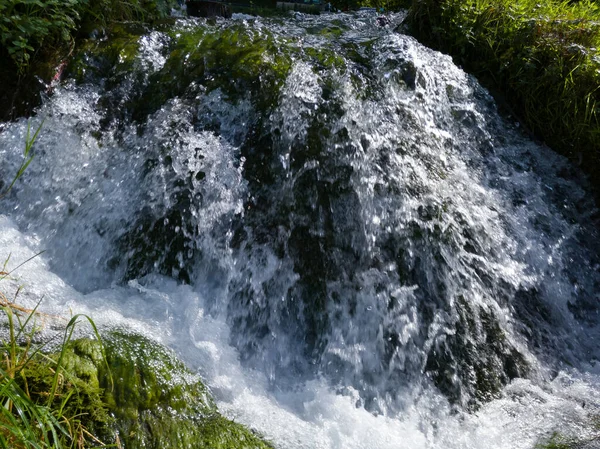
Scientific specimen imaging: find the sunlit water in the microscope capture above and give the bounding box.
[1,11,600,448]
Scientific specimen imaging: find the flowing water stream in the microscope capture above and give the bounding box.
[1,11,600,448]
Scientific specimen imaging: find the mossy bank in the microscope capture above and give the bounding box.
[407,0,600,190]
[5,328,274,449]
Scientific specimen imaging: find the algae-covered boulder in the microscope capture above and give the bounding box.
[54,331,273,449]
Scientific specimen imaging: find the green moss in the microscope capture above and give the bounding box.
[408,0,600,187]
[14,338,113,444]
[16,331,273,449]
[196,415,273,449]
[88,20,351,121]
[78,331,273,449]
[67,25,142,84]
[534,414,600,448]
[99,331,215,417]
[535,432,585,449]
[135,413,276,449]
[306,25,346,39]
[304,47,347,71]
[110,23,295,122]
[67,19,353,127]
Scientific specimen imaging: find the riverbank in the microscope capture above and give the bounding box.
[0,299,274,448]
[407,0,600,187]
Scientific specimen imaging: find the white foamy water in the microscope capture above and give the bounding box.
[1,214,599,449]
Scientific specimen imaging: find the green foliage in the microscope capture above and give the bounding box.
[0,0,178,73]
[0,0,83,71]
[408,0,600,178]
[81,0,179,28]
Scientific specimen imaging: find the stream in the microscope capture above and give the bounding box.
[1,10,600,448]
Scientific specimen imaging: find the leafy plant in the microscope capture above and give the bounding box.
[0,0,83,72]
[0,0,179,73]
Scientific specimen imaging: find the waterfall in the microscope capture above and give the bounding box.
[1,11,600,448]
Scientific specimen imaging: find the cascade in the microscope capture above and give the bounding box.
[1,11,600,448]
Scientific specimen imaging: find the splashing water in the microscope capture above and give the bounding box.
[1,11,600,449]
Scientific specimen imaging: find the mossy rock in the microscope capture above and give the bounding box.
[424,296,529,408]
[68,30,142,85]
[18,337,112,437]
[66,19,351,128]
[130,24,294,122]
[535,432,594,449]
[535,419,600,449]
[23,331,273,449]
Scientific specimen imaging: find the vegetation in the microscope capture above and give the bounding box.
[0,0,179,120]
[407,0,600,184]
[0,120,272,447]
[0,294,275,448]
[349,0,411,12]
[535,430,600,449]
[66,331,275,449]
[0,0,178,73]
[0,295,110,448]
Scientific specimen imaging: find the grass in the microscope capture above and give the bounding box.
[0,298,66,449]
[0,262,111,449]
[0,109,108,449]
[408,0,600,182]
[0,119,41,200]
